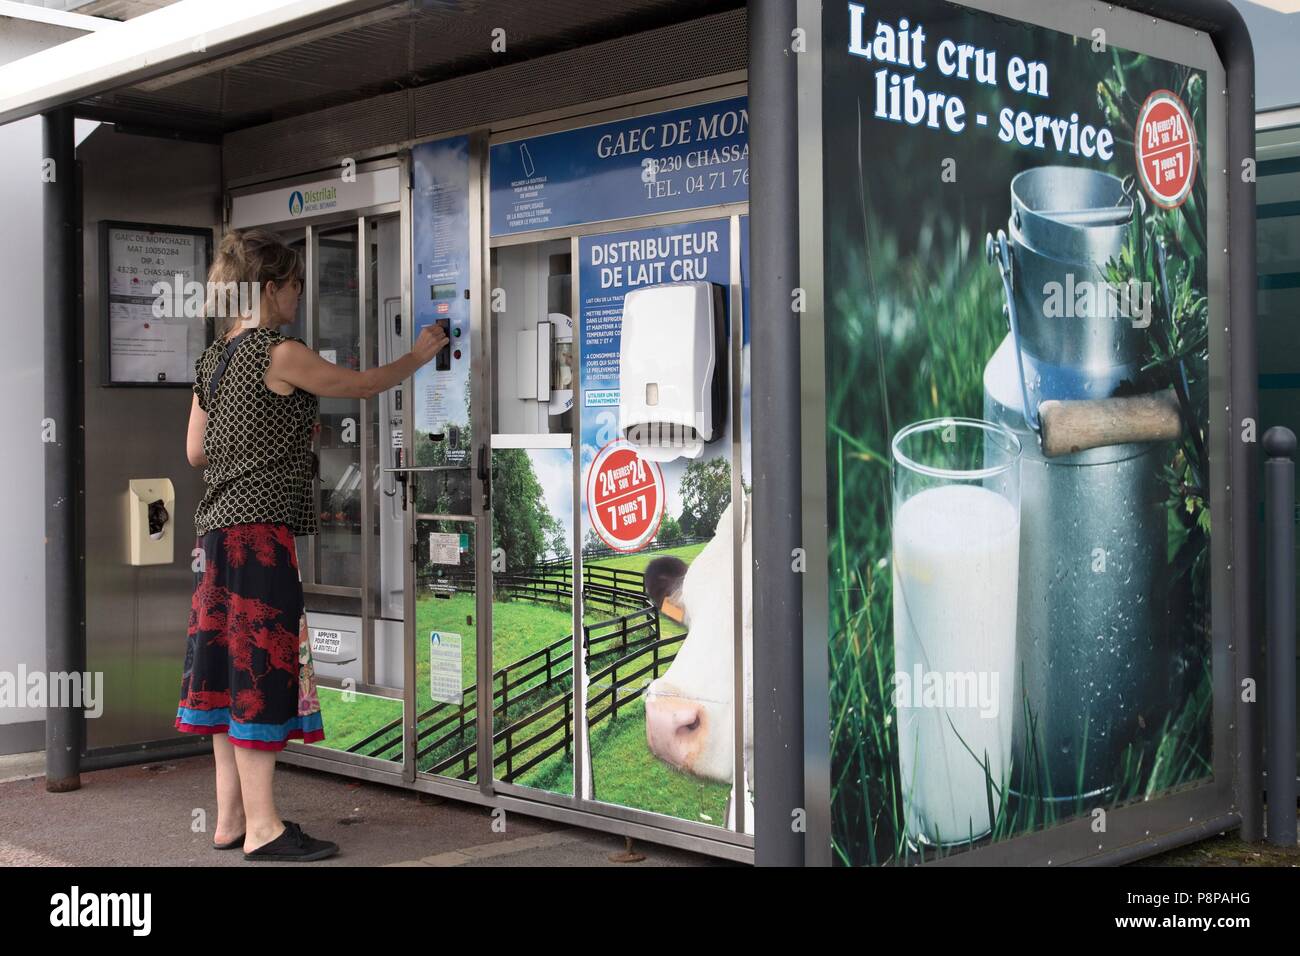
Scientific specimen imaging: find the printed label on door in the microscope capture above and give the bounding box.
[429,532,460,565]
[429,631,463,705]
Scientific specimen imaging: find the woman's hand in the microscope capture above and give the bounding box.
[411,323,450,365]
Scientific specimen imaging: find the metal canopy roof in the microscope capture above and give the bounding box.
[0,0,742,134]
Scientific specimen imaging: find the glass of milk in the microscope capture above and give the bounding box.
[890,417,1021,849]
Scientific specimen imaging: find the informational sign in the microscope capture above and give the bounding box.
[310,628,342,656]
[585,440,664,551]
[411,136,473,473]
[108,229,204,296]
[429,532,461,565]
[490,97,749,236]
[101,222,211,386]
[817,0,1216,866]
[229,165,401,228]
[429,631,463,705]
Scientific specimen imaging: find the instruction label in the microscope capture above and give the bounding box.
[429,631,463,705]
[429,532,461,565]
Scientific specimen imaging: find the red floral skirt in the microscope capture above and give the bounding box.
[175,522,324,751]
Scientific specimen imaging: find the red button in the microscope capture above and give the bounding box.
[453,349,461,360]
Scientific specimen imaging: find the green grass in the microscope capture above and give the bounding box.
[588,696,732,824]
[315,687,403,753]
[307,544,735,827]
[519,695,733,825]
[585,542,707,572]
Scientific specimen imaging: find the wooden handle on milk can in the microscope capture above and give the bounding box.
[1038,388,1182,458]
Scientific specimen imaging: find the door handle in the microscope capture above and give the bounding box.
[477,444,491,511]
[391,468,409,510]
[382,464,419,510]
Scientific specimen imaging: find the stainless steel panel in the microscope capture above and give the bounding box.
[79,128,221,753]
[222,8,748,185]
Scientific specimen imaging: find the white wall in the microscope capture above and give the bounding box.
[0,15,95,752]
[0,115,52,748]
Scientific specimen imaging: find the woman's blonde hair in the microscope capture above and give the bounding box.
[205,227,304,336]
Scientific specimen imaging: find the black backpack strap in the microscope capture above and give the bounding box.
[208,328,255,403]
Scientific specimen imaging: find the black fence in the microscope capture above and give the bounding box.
[352,559,686,786]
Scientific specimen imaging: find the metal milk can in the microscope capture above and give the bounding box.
[983,166,1182,808]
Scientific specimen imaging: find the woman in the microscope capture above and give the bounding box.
[176,227,447,862]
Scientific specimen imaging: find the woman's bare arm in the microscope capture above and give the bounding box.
[186,393,209,467]
[267,324,447,399]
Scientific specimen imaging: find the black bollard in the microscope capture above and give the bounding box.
[1263,426,1298,847]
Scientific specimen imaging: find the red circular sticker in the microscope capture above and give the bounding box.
[586,440,664,552]
[1134,89,1198,209]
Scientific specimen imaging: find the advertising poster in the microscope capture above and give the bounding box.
[823,1,1212,863]
[575,218,752,828]
[411,136,473,486]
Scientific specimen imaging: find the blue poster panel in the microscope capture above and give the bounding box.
[577,219,750,827]
[490,97,749,237]
[411,136,473,473]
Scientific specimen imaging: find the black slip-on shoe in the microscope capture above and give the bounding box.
[218,819,297,851]
[242,821,338,862]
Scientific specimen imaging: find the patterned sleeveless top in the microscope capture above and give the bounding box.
[192,327,319,536]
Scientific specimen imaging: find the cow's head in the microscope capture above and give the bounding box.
[642,494,753,786]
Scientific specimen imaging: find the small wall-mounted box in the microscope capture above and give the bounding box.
[619,281,728,462]
[126,478,175,566]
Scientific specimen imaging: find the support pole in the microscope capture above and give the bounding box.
[43,107,81,793]
[749,0,803,866]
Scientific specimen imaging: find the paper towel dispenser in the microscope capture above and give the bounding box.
[618,281,727,462]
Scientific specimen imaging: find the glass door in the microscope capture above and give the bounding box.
[487,241,579,799]
[403,135,482,786]
[313,224,363,590]
[290,212,407,772]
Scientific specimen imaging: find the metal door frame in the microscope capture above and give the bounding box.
[233,79,760,863]
[481,85,754,852]
[795,0,1249,866]
[224,156,410,782]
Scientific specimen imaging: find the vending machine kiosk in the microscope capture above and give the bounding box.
[211,86,757,859]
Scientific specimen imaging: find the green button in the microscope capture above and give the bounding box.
[452,326,461,337]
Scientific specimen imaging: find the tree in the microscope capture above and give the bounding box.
[491,449,556,571]
[547,518,570,562]
[657,513,682,545]
[678,456,732,538]
[582,527,606,556]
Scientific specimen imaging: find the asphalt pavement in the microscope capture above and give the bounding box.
[0,750,734,867]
